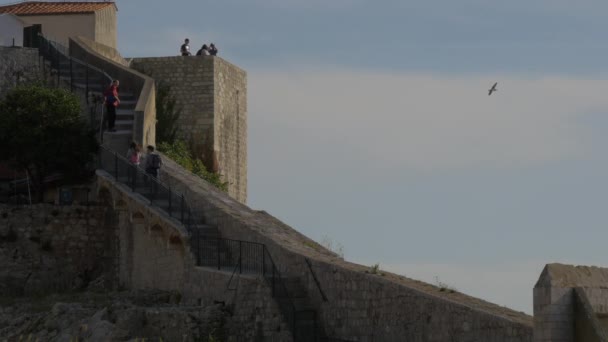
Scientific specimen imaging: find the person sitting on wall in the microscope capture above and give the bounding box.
[180,38,191,56]
[103,80,120,132]
[196,44,210,56]
[209,43,218,56]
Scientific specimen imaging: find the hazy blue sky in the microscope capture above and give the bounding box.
[7,0,608,313]
[116,0,608,314]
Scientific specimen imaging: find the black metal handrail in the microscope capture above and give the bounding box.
[38,34,113,103]
[227,258,241,291]
[305,257,328,302]
[98,145,196,234]
[193,234,318,341]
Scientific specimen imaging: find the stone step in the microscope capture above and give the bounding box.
[89,90,136,100]
[117,113,134,121]
[58,74,104,83]
[117,108,135,115]
[58,69,105,78]
[59,75,107,86]
[103,129,132,136]
[114,120,133,130]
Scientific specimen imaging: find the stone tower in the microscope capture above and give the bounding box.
[533,263,608,341]
[131,56,247,203]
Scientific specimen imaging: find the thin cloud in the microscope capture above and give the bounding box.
[250,0,364,10]
[250,69,602,172]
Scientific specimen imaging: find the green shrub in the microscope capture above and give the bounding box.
[0,85,98,202]
[158,141,228,192]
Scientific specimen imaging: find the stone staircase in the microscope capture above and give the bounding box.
[44,42,335,342]
[55,60,137,153]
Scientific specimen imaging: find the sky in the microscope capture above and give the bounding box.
[7,0,608,314]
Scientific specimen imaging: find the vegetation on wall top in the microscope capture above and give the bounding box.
[158,140,227,192]
[153,80,227,192]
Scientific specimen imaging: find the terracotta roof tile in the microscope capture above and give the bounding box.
[0,1,117,15]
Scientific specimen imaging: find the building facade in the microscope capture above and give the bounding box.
[0,1,117,48]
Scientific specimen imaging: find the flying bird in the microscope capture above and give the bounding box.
[488,82,498,96]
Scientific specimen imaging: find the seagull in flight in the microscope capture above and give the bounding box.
[488,82,498,96]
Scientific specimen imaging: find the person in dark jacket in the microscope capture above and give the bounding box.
[144,145,162,179]
[103,80,120,132]
[196,44,209,56]
[209,43,218,56]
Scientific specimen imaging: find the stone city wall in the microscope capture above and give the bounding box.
[0,46,41,99]
[95,172,291,341]
[0,204,116,296]
[155,154,533,341]
[213,58,247,204]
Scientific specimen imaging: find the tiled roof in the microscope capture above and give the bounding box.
[0,2,117,15]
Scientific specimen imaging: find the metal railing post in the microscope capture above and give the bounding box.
[168,190,172,216]
[56,51,59,85]
[180,195,185,222]
[69,58,73,92]
[85,65,89,104]
[292,310,296,341]
[313,313,317,342]
[131,165,136,191]
[239,241,242,274]
[152,177,157,201]
[197,230,201,266]
[217,239,221,270]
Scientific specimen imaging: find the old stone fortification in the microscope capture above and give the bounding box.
[70,36,157,151]
[148,156,533,341]
[0,46,41,98]
[534,263,608,342]
[131,56,247,204]
[1,36,535,341]
[0,204,115,296]
[0,45,100,132]
[85,154,535,341]
[0,188,289,340]
[95,172,292,340]
[1,292,229,342]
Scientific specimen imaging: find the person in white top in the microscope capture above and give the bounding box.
[180,38,191,56]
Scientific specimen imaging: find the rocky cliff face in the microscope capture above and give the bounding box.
[0,204,230,341]
[0,290,229,341]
